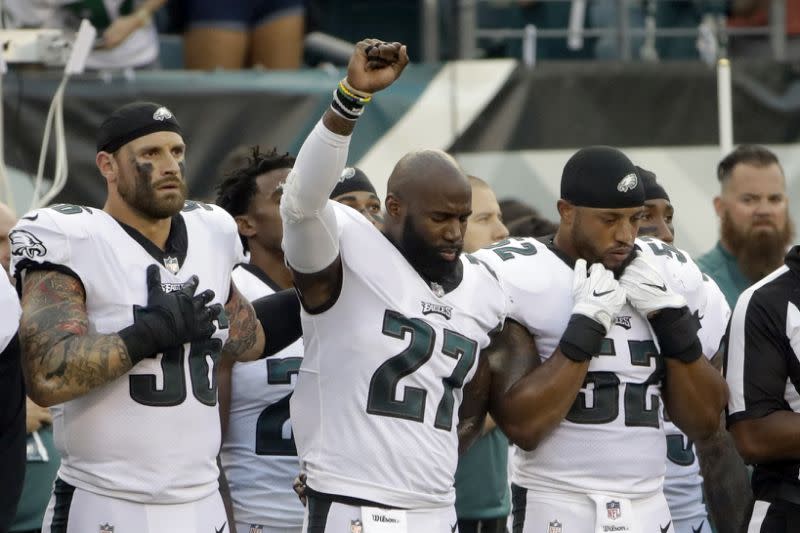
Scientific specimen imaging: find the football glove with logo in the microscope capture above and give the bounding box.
[619,253,686,315]
[559,259,627,362]
[118,265,222,364]
[572,259,627,333]
[620,253,701,363]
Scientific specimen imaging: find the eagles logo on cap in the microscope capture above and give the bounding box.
[616,173,638,193]
[152,106,174,122]
[340,167,356,181]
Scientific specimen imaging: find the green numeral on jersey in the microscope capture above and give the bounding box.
[566,340,664,429]
[485,238,538,261]
[666,433,696,466]
[256,357,303,456]
[367,310,478,431]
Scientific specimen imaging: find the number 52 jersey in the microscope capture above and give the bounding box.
[473,236,725,498]
[10,202,243,504]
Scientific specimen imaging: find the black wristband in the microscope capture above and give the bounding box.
[649,306,702,363]
[252,289,303,358]
[118,309,159,366]
[558,314,606,362]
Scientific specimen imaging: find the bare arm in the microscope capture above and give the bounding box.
[730,412,800,463]
[19,270,133,407]
[695,351,753,533]
[222,284,265,363]
[662,354,729,442]
[488,321,590,451]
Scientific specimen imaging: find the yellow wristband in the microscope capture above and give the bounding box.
[340,79,372,102]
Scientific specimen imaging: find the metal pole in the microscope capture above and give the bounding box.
[769,0,787,61]
[616,0,631,61]
[420,0,440,63]
[456,0,478,60]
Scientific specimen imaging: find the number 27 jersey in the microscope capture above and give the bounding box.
[473,236,718,498]
[290,202,508,509]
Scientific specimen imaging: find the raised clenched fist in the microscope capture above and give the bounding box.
[346,39,410,95]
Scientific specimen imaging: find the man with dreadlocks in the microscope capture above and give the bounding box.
[215,148,382,533]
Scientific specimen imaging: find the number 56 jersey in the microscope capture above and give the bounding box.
[290,202,508,509]
[10,202,243,504]
[473,236,723,498]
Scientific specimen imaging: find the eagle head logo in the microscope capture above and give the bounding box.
[616,173,639,193]
[152,106,174,122]
[10,229,47,259]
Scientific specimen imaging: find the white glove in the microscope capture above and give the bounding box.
[619,252,687,315]
[572,259,627,333]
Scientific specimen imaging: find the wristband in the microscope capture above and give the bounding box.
[558,314,606,362]
[649,306,702,363]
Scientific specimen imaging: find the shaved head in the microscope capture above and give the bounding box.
[383,149,471,283]
[387,150,468,199]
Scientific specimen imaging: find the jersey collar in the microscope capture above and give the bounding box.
[114,214,188,274]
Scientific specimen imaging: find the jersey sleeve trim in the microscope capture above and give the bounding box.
[13,260,85,298]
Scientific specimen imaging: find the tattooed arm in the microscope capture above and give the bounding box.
[222,283,265,362]
[19,270,134,407]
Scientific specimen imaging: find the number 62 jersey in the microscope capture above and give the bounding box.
[10,202,243,504]
[472,236,726,498]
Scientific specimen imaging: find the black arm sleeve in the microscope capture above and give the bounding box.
[0,334,26,532]
[252,289,303,358]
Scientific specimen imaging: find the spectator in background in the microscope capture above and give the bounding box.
[497,198,536,228]
[697,145,793,309]
[728,0,800,60]
[0,202,63,533]
[18,0,168,69]
[507,213,558,239]
[454,175,510,533]
[183,0,305,70]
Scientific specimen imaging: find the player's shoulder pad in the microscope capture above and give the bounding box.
[634,236,704,298]
[9,204,98,278]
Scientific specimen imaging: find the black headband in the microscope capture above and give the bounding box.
[635,165,670,202]
[561,146,644,208]
[96,101,183,153]
[330,167,377,198]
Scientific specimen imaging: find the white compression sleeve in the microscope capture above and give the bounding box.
[280,119,351,273]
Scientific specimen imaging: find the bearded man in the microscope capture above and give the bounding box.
[698,145,794,308]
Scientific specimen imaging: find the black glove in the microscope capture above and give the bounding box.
[119,265,222,364]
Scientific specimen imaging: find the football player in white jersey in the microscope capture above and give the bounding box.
[279,40,632,532]
[472,147,729,533]
[215,146,304,533]
[216,152,386,533]
[636,167,750,533]
[10,102,266,533]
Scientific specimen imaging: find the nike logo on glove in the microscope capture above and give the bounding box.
[21,214,39,221]
[215,522,227,533]
[660,521,672,533]
[593,289,615,297]
[643,282,667,292]
[691,521,704,533]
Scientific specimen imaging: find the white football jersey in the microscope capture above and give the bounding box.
[473,236,717,497]
[9,201,243,504]
[663,273,729,523]
[291,202,507,509]
[220,264,305,528]
[0,273,20,353]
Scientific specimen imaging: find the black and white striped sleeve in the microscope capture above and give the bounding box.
[726,286,791,426]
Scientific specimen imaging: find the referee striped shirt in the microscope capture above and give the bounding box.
[726,245,800,500]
